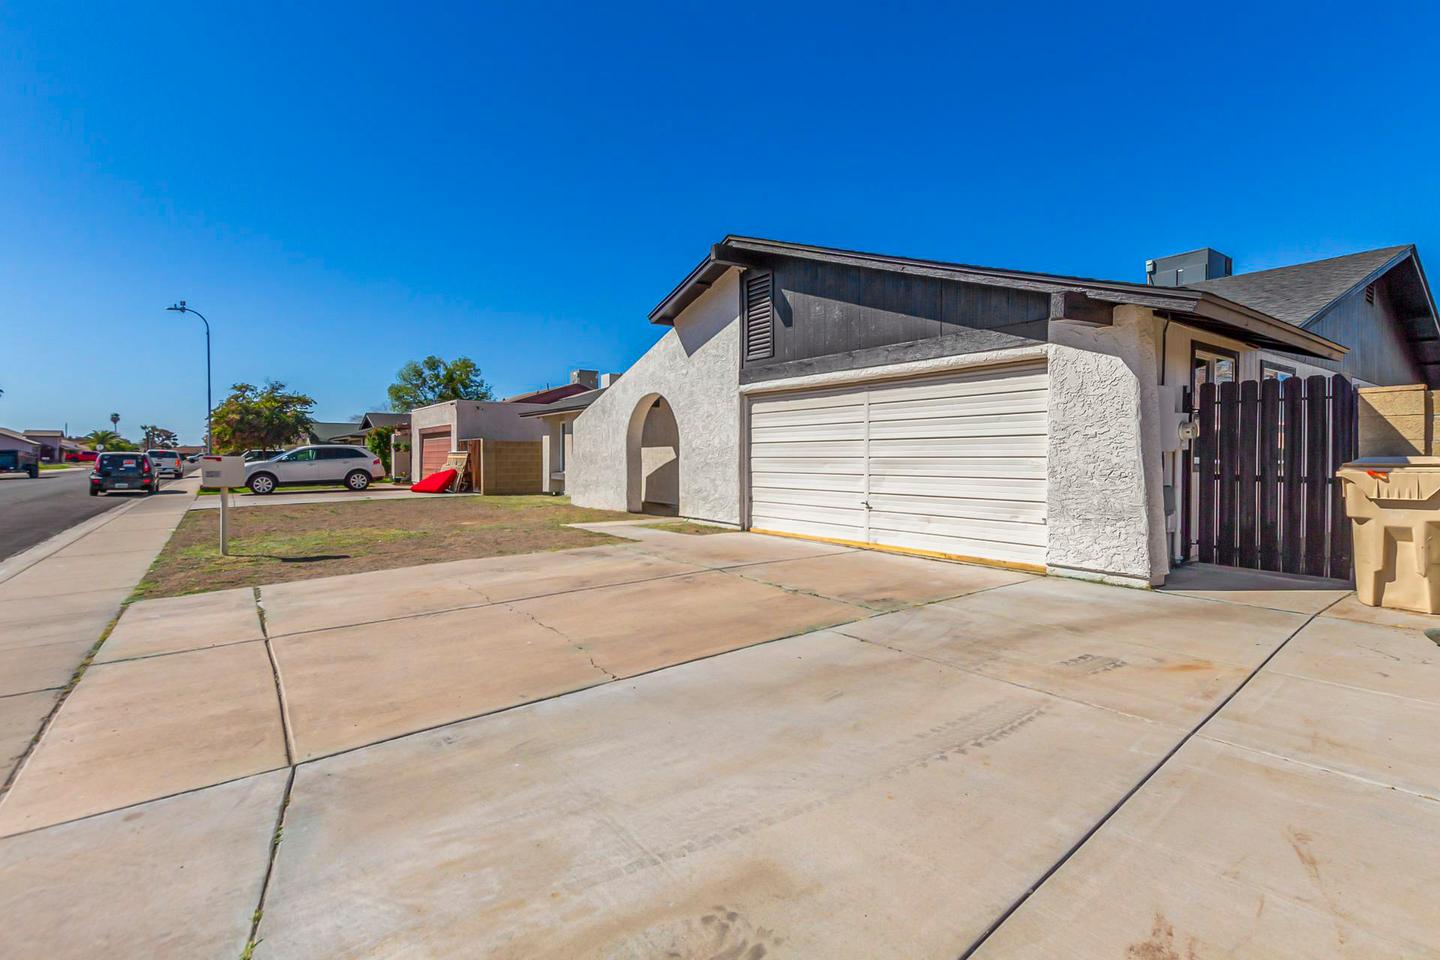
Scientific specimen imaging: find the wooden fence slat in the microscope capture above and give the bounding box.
[1303,375,1330,577]
[1329,376,1355,579]
[1259,378,1282,571]
[1196,382,1217,564]
[1217,381,1240,567]
[1281,376,1305,574]
[1238,380,1260,568]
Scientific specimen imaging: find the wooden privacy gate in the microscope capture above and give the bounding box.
[1185,375,1357,580]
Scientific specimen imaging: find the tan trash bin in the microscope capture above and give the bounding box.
[1336,457,1440,614]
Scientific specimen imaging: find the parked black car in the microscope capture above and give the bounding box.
[90,452,157,496]
[0,448,39,478]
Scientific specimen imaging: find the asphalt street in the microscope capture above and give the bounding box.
[0,468,146,562]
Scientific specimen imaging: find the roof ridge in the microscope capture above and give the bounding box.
[1209,244,1410,282]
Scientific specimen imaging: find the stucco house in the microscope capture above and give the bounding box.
[532,236,1437,587]
[1,427,42,457]
[23,430,65,463]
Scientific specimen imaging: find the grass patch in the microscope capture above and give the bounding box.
[39,463,76,471]
[136,495,634,598]
[644,521,731,536]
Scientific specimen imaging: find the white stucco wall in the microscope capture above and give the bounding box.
[567,270,742,524]
[1045,306,1167,586]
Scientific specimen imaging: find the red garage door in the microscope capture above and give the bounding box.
[420,430,452,479]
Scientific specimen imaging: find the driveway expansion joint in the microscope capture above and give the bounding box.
[953,593,1346,959]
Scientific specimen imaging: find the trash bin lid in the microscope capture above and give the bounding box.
[1337,458,1440,500]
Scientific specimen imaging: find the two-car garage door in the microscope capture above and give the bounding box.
[748,362,1048,569]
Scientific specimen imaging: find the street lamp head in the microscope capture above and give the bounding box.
[166,301,186,313]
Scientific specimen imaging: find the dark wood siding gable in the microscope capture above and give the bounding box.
[739,256,1050,381]
[1269,271,1426,385]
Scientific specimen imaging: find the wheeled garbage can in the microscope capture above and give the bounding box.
[1336,457,1440,614]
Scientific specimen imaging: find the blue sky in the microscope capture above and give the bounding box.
[2,2,1437,443]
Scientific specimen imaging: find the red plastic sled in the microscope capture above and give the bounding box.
[410,468,457,493]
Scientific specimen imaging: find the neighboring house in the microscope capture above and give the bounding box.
[503,369,599,405]
[1,427,42,456]
[546,236,1438,588]
[520,389,607,495]
[359,412,409,433]
[23,430,65,462]
[302,421,365,445]
[408,400,549,480]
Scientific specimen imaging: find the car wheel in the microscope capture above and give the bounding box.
[88,488,98,496]
[248,473,277,495]
[345,470,371,491]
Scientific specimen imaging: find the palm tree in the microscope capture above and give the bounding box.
[139,423,155,448]
[83,429,124,450]
[109,412,120,433]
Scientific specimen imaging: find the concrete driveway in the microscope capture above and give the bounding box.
[2,527,1436,959]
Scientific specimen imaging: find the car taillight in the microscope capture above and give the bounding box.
[142,460,151,474]
[373,458,381,466]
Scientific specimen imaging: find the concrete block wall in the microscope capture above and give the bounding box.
[478,440,542,494]
[1357,384,1439,457]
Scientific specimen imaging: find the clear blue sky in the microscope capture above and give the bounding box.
[2,2,1437,443]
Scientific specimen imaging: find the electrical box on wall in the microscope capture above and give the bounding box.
[1158,385,1190,453]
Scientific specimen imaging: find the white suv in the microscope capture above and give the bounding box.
[145,449,185,478]
[243,445,384,495]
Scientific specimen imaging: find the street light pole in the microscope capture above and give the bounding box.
[166,301,212,453]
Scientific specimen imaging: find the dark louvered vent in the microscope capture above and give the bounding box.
[1365,283,1376,305]
[743,271,774,361]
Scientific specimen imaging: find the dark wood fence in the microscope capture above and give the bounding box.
[1186,375,1357,580]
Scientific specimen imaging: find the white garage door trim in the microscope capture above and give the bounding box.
[747,362,1048,571]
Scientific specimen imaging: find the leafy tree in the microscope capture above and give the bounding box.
[83,429,137,451]
[210,381,316,454]
[366,425,395,474]
[140,425,180,449]
[387,356,492,412]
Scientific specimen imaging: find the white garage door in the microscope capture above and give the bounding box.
[748,362,1048,568]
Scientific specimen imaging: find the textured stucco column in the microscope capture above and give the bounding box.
[566,271,742,523]
[1046,306,1167,585]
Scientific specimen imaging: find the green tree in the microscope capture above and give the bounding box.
[366,425,395,474]
[83,429,136,451]
[140,425,180,449]
[210,381,316,454]
[387,356,492,412]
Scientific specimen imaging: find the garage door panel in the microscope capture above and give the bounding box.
[867,493,1047,524]
[868,412,1048,440]
[866,457,1047,480]
[867,389,1048,421]
[751,405,867,428]
[751,487,864,510]
[867,475,1047,501]
[752,470,866,493]
[752,502,866,531]
[420,432,452,479]
[752,440,866,459]
[750,421,866,443]
[748,362,1049,568]
[864,368,1048,403]
[867,510,1048,547]
[751,391,866,415]
[868,436,1047,458]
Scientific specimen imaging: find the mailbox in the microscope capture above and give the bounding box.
[200,455,246,489]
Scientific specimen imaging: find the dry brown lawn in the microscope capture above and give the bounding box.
[136,495,633,599]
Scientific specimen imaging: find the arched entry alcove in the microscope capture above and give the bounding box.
[625,394,679,515]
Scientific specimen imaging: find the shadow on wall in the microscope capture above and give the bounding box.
[675,283,733,358]
[626,394,679,513]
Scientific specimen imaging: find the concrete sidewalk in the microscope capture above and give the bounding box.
[0,478,198,787]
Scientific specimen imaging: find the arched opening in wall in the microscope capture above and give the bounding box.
[625,394,680,515]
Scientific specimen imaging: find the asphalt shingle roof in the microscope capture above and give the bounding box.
[1187,245,1410,328]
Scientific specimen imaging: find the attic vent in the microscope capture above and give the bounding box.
[1365,283,1376,305]
[743,271,774,361]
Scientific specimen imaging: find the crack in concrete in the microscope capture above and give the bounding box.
[242,766,297,960]
[502,601,618,681]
